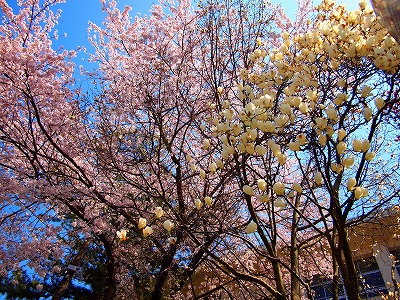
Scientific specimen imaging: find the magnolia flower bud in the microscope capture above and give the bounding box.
[362,140,370,152]
[296,134,308,145]
[163,220,174,232]
[264,121,275,133]
[190,164,197,172]
[374,97,385,110]
[203,139,210,150]
[289,141,301,151]
[353,139,363,152]
[205,196,213,207]
[274,197,287,208]
[186,154,192,162]
[325,105,338,122]
[257,179,267,191]
[246,220,257,234]
[138,218,147,230]
[318,134,327,147]
[209,162,217,174]
[299,102,309,114]
[315,118,328,130]
[143,226,153,237]
[200,169,206,179]
[243,185,255,196]
[337,129,347,141]
[216,159,224,169]
[342,156,354,168]
[277,152,287,165]
[292,183,302,194]
[315,172,323,185]
[116,229,128,241]
[354,186,364,200]
[363,106,372,121]
[195,198,203,210]
[347,177,357,191]
[365,151,376,161]
[255,145,267,156]
[154,207,164,219]
[217,86,224,94]
[336,141,347,155]
[259,194,270,203]
[273,182,285,195]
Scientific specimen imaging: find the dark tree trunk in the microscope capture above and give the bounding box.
[52,240,91,300]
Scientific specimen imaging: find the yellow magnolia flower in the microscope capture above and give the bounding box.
[353,139,363,152]
[273,182,285,195]
[292,183,303,194]
[347,177,357,191]
[154,207,164,219]
[200,169,206,179]
[243,185,255,196]
[116,229,128,241]
[205,196,213,207]
[246,220,257,234]
[289,141,301,151]
[138,218,147,230]
[337,129,347,141]
[365,151,376,161]
[203,138,210,150]
[163,220,174,232]
[255,145,267,156]
[296,134,308,145]
[362,139,370,152]
[374,97,385,110]
[274,197,287,208]
[259,194,270,203]
[318,134,327,147]
[209,162,217,174]
[195,198,203,210]
[336,141,347,155]
[277,152,287,165]
[143,226,153,238]
[342,156,354,168]
[257,179,267,191]
[315,172,323,185]
[363,106,372,121]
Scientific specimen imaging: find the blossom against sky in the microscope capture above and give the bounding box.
[46,0,360,51]
[5,0,362,57]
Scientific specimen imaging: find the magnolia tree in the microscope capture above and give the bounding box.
[0,0,399,299]
[206,0,400,299]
